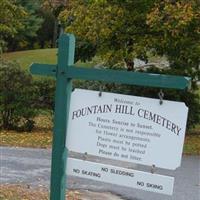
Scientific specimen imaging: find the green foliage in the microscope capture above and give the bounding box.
[75,38,97,62]
[36,10,55,48]
[147,0,200,89]
[42,0,68,47]
[34,78,55,110]
[1,0,61,51]
[7,0,44,51]
[0,59,37,131]
[146,0,200,127]
[17,0,43,38]
[0,0,26,51]
[60,0,200,78]
[59,0,155,67]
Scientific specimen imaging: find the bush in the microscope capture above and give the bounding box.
[0,59,37,131]
[33,78,55,111]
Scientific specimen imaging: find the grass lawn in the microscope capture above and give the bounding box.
[2,49,97,72]
[3,49,57,71]
[183,134,200,155]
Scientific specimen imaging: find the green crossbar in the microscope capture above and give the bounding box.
[30,34,191,200]
[30,64,191,90]
[30,64,57,76]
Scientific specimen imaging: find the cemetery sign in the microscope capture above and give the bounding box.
[67,89,188,170]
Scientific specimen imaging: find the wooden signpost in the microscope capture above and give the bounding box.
[30,34,191,200]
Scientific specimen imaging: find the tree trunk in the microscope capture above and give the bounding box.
[53,18,58,47]
[125,58,134,71]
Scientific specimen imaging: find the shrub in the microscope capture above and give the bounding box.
[0,59,37,131]
[33,78,55,111]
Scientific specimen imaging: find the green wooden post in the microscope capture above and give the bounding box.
[50,34,75,200]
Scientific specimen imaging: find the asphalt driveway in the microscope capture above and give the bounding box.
[0,147,199,200]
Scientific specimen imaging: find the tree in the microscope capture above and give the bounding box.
[60,0,199,78]
[0,0,26,51]
[0,59,37,131]
[36,9,55,48]
[7,0,44,51]
[59,0,155,68]
[42,0,68,47]
[147,0,200,89]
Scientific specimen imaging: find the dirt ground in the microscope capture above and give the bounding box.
[0,184,123,200]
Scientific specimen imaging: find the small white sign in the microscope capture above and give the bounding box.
[67,158,174,195]
[66,89,188,170]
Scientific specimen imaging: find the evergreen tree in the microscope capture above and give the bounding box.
[0,0,26,51]
[7,0,44,51]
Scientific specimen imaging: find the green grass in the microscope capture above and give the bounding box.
[183,135,200,155]
[3,48,97,72]
[3,49,57,71]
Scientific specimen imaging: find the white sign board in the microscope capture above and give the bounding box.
[66,89,188,170]
[67,158,174,195]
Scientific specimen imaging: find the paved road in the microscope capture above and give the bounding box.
[1,147,200,200]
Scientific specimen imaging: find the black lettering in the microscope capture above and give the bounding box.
[73,168,80,174]
[146,183,163,190]
[171,123,177,134]
[177,127,181,135]
[137,181,144,186]
[137,108,181,136]
[105,104,112,112]
[156,115,162,125]
[115,104,122,113]
[143,110,149,119]
[92,105,99,114]
[149,112,156,122]
[101,167,108,172]
[166,120,172,130]
[72,110,81,119]
[138,109,144,117]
